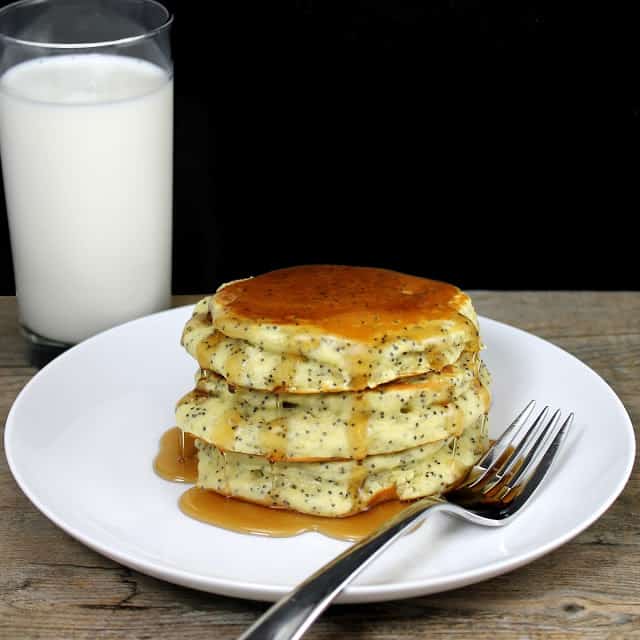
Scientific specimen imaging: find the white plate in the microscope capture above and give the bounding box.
[5,307,635,603]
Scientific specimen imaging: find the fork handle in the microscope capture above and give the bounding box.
[237,498,443,640]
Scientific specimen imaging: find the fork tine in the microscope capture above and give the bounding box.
[474,406,549,493]
[501,413,574,506]
[481,408,560,495]
[498,409,562,489]
[477,400,536,467]
[464,400,536,489]
[467,404,548,491]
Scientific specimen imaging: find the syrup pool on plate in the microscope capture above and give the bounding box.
[154,427,410,542]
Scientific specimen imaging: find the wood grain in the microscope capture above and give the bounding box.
[1,293,638,640]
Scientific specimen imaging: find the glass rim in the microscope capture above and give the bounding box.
[0,0,173,49]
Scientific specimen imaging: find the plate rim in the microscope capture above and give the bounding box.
[4,309,636,603]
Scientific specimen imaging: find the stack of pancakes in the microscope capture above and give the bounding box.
[176,265,490,517]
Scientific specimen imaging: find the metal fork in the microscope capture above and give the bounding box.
[238,401,573,640]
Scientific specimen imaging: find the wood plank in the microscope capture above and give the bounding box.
[470,291,640,339]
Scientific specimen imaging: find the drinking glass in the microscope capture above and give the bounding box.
[0,0,173,366]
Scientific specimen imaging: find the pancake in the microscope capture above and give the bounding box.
[176,352,490,460]
[181,265,480,393]
[195,413,489,517]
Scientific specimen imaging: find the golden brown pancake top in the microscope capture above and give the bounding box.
[214,265,466,342]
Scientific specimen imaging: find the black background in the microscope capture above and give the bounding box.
[0,1,638,294]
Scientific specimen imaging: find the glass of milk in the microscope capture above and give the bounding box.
[0,0,173,366]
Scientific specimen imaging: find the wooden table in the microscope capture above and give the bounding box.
[1,293,638,639]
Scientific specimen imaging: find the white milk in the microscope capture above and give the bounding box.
[0,54,173,343]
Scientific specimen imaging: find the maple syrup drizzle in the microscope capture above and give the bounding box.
[179,487,408,542]
[224,350,246,386]
[195,331,224,370]
[348,393,370,460]
[153,427,198,483]
[261,417,287,461]
[273,355,297,391]
[214,408,241,451]
[213,265,466,343]
[153,426,411,541]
